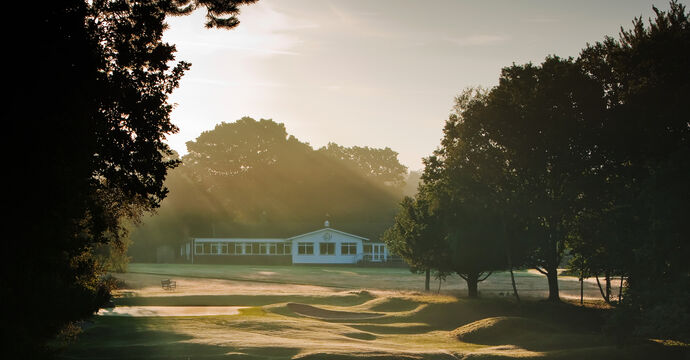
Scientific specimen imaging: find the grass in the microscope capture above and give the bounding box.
[125,263,617,300]
[55,264,688,359]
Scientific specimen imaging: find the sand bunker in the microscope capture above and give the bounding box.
[287,303,384,319]
[97,306,248,317]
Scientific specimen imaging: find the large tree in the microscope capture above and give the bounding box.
[578,1,690,339]
[419,89,523,298]
[130,117,407,259]
[470,57,606,301]
[318,143,409,189]
[4,0,255,356]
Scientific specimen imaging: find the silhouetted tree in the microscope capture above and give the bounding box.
[383,193,449,292]
[5,0,255,356]
[469,58,606,301]
[418,89,518,298]
[578,1,690,340]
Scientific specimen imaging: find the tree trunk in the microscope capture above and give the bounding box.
[506,247,520,302]
[595,275,611,305]
[424,269,430,292]
[509,267,520,302]
[580,272,584,305]
[546,266,560,302]
[465,272,479,298]
[605,272,611,303]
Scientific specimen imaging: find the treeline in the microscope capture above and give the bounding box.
[129,117,409,261]
[384,2,689,341]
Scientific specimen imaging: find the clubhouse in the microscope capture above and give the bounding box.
[181,221,390,265]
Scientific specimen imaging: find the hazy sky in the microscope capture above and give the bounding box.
[163,0,665,171]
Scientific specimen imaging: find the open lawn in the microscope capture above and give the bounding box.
[123,263,619,300]
[55,264,688,359]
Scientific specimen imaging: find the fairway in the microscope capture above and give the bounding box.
[122,263,621,300]
[55,264,686,359]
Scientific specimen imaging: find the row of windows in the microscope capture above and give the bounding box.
[195,241,381,256]
[297,242,358,255]
[195,242,291,255]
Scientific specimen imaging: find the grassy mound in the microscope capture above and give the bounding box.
[452,316,557,344]
[366,297,420,312]
[451,316,618,352]
[287,303,384,320]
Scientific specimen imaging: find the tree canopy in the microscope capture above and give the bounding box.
[386,3,689,337]
[129,117,408,260]
[5,0,255,356]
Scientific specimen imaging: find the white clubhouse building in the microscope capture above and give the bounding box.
[182,221,389,265]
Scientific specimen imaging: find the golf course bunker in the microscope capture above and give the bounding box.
[97,306,248,317]
[287,303,384,320]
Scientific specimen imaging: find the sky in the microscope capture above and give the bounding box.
[163,0,666,171]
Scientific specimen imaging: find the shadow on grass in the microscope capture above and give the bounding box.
[56,316,301,360]
[115,293,375,307]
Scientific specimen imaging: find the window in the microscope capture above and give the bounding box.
[268,243,277,255]
[341,242,357,255]
[298,242,314,255]
[236,243,244,254]
[363,244,372,254]
[220,243,228,254]
[203,243,212,254]
[252,243,260,255]
[260,243,268,255]
[228,242,236,254]
[276,243,290,255]
[320,242,335,255]
[195,243,203,254]
[210,243,219,254]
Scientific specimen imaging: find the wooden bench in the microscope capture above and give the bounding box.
[161,279,176,291]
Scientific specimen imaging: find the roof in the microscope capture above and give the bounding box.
[194,238,285,243]
[286,227,370,242]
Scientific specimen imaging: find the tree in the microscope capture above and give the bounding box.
[402,170,423,197]
[130,117,406,259]
[5,0,256,356]
[383,193,449,292]
[469,58,606,301]
[318,143,409,190]
[578,1,690,339]
[419,89,519,298]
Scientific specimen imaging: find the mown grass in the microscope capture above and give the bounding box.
[56,267,687,359]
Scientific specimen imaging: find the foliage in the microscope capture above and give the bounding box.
[130,117,408,260]
[577,1,690,340]
[318,143,408,189]
[5,0,255,356]
[382,194,449,283]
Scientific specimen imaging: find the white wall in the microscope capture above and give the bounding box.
[291,229,364,264]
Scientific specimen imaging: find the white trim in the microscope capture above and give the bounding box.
[286,228,369,242]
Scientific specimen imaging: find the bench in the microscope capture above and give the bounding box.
[161,279,176,291]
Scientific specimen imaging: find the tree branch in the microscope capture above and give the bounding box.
[534,267,548,275]
[478,271,493,282]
